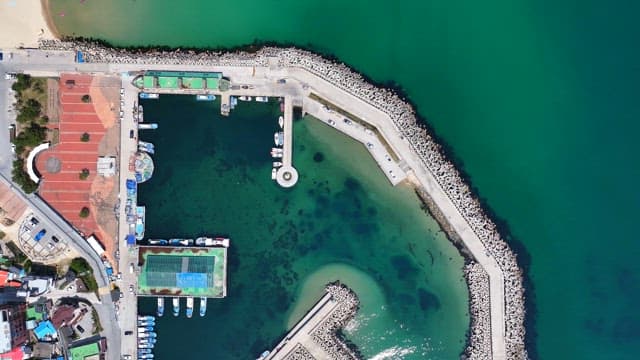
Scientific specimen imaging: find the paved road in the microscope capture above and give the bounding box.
[0,174,121,360]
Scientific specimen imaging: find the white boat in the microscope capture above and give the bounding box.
[138,123,158,130]
[271,168,277,180]
[274,132,284,146]
[178,239,193,246]
[271,150,283,158]
[137,315,155,321]
[186,297,194,318]
[172,297,180,317]
[273,161,282,168]
[157,297,164,317]
[257,351,271,360]
[278,116,284,128]
[238,96,252,101]
[199,297,207,317]
[255,96,269,102]
[195,237,230,248]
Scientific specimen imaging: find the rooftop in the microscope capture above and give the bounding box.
[138,246,227,298]
[68,342,99,360]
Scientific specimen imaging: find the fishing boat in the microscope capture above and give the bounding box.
[271,150,283,158]
[138,145,155,154]
[199,297,207,317]
[157,297,164,317]
[138,105,143,113]
[137,321,154,327]
[238,96,252,101]
[195,237,230,247]
[138,349,152,354]
[172,298,180,317]
[139,354,154,360]
[147,239,168,245]
[196,94,216,101]
[135,206,145,241]
[274,132,284,146]
[278,116,284,129]
[139,93,159,99]
[138,326,154,332]
[137,315,155,321]
[255,96,269,102]
[179,239,193,246]
[186,297,194,318]
[138,332,157,338]
[138,123,158,130]
[271,168,277,180]
[273,161,282,168]
[257,351,271,360]
[138,338,156,344]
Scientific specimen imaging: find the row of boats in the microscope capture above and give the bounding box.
[238,96,269,102]
[147,236,230,248]
[157,297,207,318]
[137,315,157,359]
[271,115,285,180]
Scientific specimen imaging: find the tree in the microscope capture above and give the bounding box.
[79,168,90,180]
[80,132,90,142]
[16,99,42,123]
[79,207,90,218]
[11,74,32,93]
[81,94,91,103]
[11,159,38,194]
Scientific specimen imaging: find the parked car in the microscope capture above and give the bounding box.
[51,236,59,243]
[129,130,134,139]
[76,325,85,333]
[34,229,46,241]
[30,217,39,226]
[124,331,133,336]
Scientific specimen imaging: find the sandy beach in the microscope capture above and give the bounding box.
[0,0,57,48]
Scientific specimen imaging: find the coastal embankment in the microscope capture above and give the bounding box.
[37,39,527,359]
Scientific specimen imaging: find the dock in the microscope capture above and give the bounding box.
[262,283,360,360]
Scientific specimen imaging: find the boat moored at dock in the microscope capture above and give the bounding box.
[278,116,284,128]
[139,92,160,100]
[196,94,216,101]
[135,206,146,241]
[255,96,269,102]
[274,132,284,146]
[195,237,230,248]
[148,239,168,245]
[157,297,164,317]
[137,315,155,321]
[138,123,158,130]
[238,96,252,101]
[271,168,277,180]
[186,297,194,318]
[199,297,207,317]
[273,161,282,168]
[172,297,180,317]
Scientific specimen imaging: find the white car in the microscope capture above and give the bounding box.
[328,119,336,126]
[128,284,134,293]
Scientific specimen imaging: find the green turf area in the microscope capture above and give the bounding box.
[143,76,155,88]
[69,342,99,360]
[182,77,204,89]
[138,246,227,298]
[206,78,219,90]
[158,77,179,89]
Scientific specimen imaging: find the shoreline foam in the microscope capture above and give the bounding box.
[38,39,527,359]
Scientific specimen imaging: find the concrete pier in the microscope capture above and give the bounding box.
[276,96,298,187]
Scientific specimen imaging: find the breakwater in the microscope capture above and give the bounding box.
[263,283,361,360]
[38,39,526,358]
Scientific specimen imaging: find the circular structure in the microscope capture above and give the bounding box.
[276,165,299,188]
[134,152,155,183]
[45,157,62,173]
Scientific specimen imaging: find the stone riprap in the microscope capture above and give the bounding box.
[37,39,527,359]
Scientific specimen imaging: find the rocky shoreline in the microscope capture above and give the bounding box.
[38,39,527,359]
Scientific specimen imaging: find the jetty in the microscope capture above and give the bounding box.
[9,41,530,359]
[261,283,360,360]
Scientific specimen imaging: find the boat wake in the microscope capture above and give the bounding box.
[368,346,416,360]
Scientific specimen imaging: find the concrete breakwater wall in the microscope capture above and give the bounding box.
[38,39,527,358]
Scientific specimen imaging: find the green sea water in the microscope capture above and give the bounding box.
[50,1,640,358]
[135,96,469,359]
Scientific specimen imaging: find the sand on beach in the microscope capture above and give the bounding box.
[0,0,56,49]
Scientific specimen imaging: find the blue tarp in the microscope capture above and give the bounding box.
[126,179,137,189]
[106,267,113,276]
[76,51,84,63]
[126,234,136,246]
[33,320,56,340]
[176,273,207,289]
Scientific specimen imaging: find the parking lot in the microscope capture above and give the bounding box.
[18,213,71,262]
